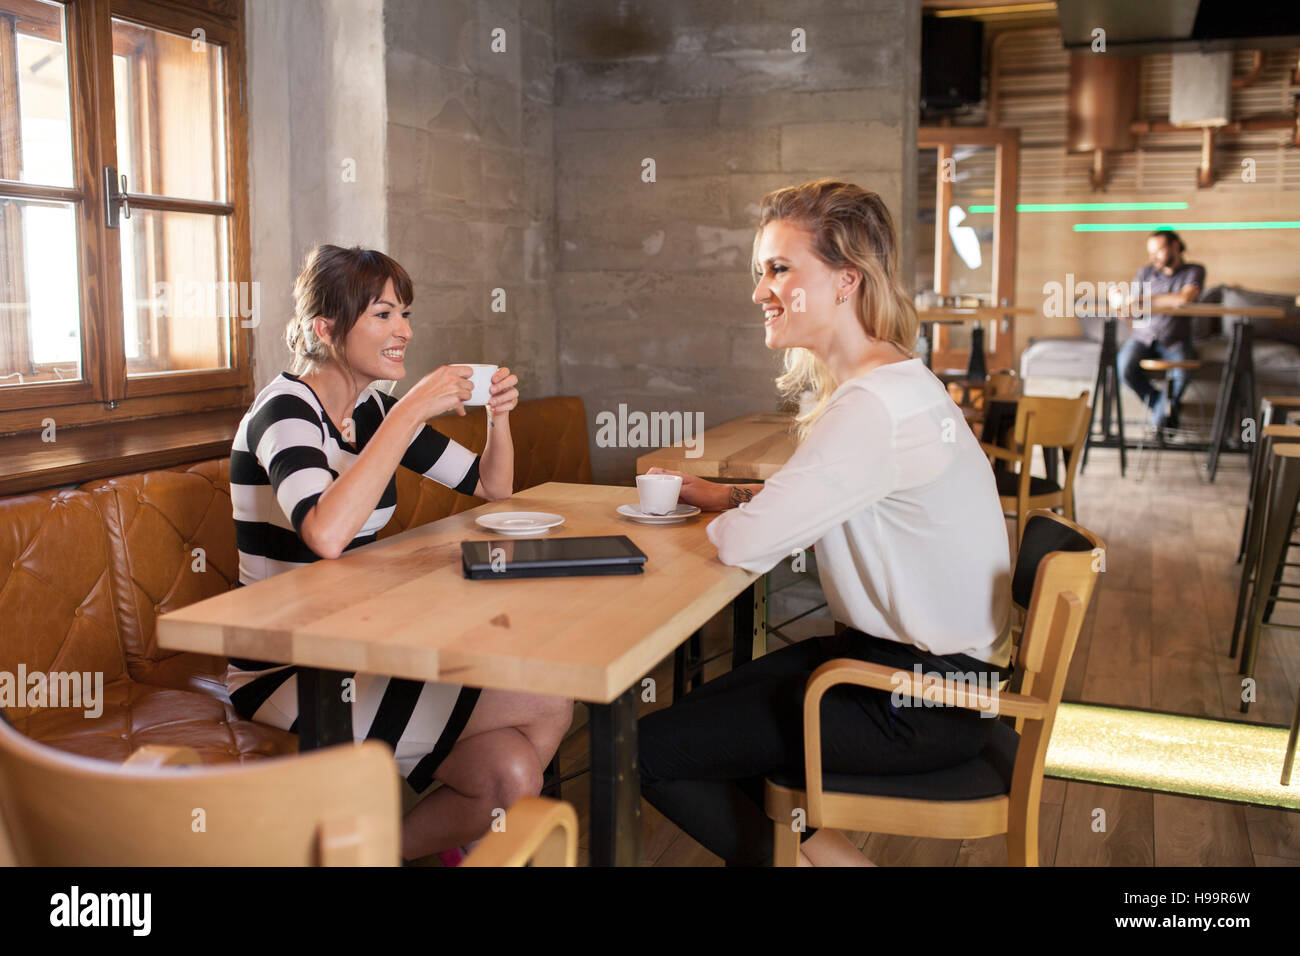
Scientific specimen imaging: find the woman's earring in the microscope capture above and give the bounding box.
[836,294,848,304]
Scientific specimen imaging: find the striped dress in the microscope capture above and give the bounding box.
[226,370,483,791]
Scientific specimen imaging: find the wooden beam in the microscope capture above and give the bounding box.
[934,144,953,299]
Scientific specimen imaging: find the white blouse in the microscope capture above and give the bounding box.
[706,358,1012,667]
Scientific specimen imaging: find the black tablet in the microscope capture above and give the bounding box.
[461,534,648,579]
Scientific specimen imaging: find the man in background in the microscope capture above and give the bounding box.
[1116,229,1205,429]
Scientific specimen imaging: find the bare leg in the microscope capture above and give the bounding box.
[400,690,573,860]
[402,727,538,859]
[800,829,877,867]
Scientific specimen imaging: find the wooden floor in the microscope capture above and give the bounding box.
[551,442,1300,866]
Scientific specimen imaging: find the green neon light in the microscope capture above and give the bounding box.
[1073,221,1300,232]
[966,202,1189,213]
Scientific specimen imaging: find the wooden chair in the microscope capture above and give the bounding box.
[981,392,1091,545]
[0,714,574,866]
[947,369,1020,421]
[1237,395,1300,562]
[764,510,1104,867]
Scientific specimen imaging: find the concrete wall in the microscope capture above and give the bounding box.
[246,0,919,485]
[246,0,388,392]
[381,0,558,401]
[553,0,920,483]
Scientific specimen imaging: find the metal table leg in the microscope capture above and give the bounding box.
[1082,317,1125,476]
[589,686,641,867]
[1207,321,1254,482]
[732,578,767,667]
[296,667,353,750]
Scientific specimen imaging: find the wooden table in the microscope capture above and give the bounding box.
[156,482,764,866]
[635,412,797,479]
[1077,304,1287,480]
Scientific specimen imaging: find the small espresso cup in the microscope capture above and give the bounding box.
[457,364,499,406]
[636,473,682,516]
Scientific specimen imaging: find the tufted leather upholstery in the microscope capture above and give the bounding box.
[0,486,295,764]
[0,491,129,719]
[80,460,237,698]
[5,680,295,764]
[379,394,594,538]
[0,395,590,766]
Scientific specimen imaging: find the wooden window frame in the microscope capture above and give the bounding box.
[0,0,250,436]
[919,125,1020,373]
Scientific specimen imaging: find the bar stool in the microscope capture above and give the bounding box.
[1238,395,1300,562]
[1238,443,1300,721]
[1132,358,1202,480]
[1230,424,1300,662]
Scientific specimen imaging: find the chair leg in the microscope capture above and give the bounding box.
[1231,434,1274,659]
[772,817,801,867]
[1282,685,1300,786]
[1241,454,1300,710]
[1263,540,1289,625]
[1239,400,1275,562]
[1007,818,1037,867]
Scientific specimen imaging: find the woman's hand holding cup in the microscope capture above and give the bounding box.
[401,364,474,420]
[644,467,727,512]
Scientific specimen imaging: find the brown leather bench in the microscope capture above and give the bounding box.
[0,396,592,765]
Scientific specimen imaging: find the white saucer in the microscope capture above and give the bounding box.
[474,511,565,535]
[617,503,701,524]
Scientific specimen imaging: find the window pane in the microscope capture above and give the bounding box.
[947,144,996,304]
[111,18,226,202]
[0,196,82,386]
[2,0,75,187]
[120,208,231,375]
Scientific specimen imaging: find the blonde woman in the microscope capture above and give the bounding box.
[228,245,572,864]
[640,181,1012,866]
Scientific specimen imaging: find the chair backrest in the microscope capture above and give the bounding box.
[1013,393,1091,455]
[1003,510,1103,836]
[379,395,593,538]
[987,369,1020,400]
[0,720,401,865]
[79,465,238,681]
[0,491,130,714]
[1011,509,1101,614]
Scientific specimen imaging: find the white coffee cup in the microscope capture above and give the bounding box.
[636,473,682,516]
[458,364,499,406]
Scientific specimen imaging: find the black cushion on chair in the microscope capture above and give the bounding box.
[769,720,1020,802]
[1011,513,1096,609]
[994,469,1060,499]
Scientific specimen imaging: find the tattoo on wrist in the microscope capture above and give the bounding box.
[728,485,755,509]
